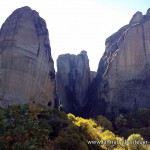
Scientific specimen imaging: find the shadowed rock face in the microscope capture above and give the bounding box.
[56,51,91,115]
[84,9,150,117]
[90,71,96,81]
[0,6,56,107]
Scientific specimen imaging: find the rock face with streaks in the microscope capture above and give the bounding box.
[84,9,150,117]
[56,51,91,115]
[0,6,56,107]
[90,71,96,81]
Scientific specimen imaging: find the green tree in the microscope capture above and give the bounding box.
[97,115,113,131]
[115,114,127,129]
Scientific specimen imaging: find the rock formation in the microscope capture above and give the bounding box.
[0,6,56,107]
[90,71,96,81]
[84,9,150,117]
[56,51,91,115]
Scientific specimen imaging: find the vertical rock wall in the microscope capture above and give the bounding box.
[0,6,56,107]
[56,51,91,115]
[84,9,150,117]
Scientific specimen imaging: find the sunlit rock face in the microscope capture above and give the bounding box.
[56,51,91,115]
[0,6,56,107]
[84,9,150,117]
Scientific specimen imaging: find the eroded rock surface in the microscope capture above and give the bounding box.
[56,51,91,115]
[84,9,150,117]
[0,6,56,107]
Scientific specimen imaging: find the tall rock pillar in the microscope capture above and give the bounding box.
[56,51,91,115]
[0,6,56,107]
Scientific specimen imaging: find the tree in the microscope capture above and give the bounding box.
[115,114,127,129]
[97,115,113,131]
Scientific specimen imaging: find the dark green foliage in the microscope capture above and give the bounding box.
[0,104,103,150]
[115,114,127,129]
[0,104,52,149]
[139,127,150,140]
[97,115,113,131]
[0,104,148,149]
[52,134,81,150]
[77,141,88,150]
[119,127,150,141]
[126,108,150,128]
[114,108,150,141]
[49,117,69,139]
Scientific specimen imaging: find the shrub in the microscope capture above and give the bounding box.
[77,141,88,150]
[68,113,76,122]
[100,130,117,149]
[127,134,147,150]
[115,114,127,129]
[126,108,150,128]
[97,115,113,131]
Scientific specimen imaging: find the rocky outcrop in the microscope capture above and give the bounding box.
[0,6,56,107]
[90,71,96,81]
[84,9,150,117]
[56,51,91,115]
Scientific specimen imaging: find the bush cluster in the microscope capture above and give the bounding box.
[0,104,148,150]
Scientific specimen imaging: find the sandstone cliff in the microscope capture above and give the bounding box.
[0,6,56,107]
[84,9,150,117]
[56,51,91,115]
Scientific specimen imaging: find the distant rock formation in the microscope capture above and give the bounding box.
[84,8,150,117]
[56,51,91,115]
[0,6,56,107]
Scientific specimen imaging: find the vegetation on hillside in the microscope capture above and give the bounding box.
[114,108,150,141]
[0,104,149,150]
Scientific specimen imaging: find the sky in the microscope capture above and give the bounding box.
[0,0,149,71]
